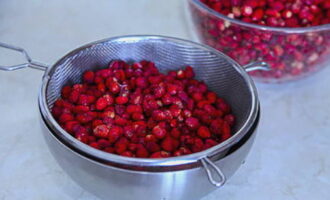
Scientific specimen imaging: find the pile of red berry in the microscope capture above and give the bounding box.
[190,0,330,82]
[52,60,235,158]
[200,0,330,27]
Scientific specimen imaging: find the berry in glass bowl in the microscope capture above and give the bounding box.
[187,0,330,83]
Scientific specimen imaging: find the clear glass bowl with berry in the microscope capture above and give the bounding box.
[188,0,330,83]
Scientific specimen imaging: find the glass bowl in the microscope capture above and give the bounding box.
[187,0,330,83]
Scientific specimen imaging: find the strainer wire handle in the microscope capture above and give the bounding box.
[0,42,48,71]
[243,61,270,72]
[201,157,226,187]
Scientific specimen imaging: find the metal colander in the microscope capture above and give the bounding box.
[41,35,266,166]
[1,35,268,187]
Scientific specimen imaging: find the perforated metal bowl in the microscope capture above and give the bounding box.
[0,35,268,200]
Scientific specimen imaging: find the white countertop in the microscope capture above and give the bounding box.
[0,0,329,199]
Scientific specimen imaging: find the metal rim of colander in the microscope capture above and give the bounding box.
[39,35,259,167]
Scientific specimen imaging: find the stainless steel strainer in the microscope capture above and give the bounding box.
[0,35,269,200]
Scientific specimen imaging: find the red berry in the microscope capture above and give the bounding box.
[145,134,157,142]
[242,6,253,16]
[123,125,135,139]
[114,138,128,154]
[221,122,232,141]
[197,126,211,138]
[115,96,128,105]
[152,110,167,121]
[150,151,170,158]
[69,90,79,103]
[224,114,235,126]
[148,75,163,84]
[59,113,74,123]
[192,92,203,102]
[108,126,123,143]
[75,132,89,143]
[121,151,134,157]
[185,117,200,129]
[136,77,148,88]
[90,142,101,149]
[169,105,181,117]
[170,128,181,138]
[106,79,120,94]
[167,84,178,95]
[192,138,204,153]
[152,125,167,139]
[63,121,79,133]
[252,8,264,21]
[98,139,111,148]
[132,62,143,69]
[126,105,142,114]
[146,142,161,153]
[136,146,149,158]
[83,70,95,83]
[132,112,144,121]
[206,92,217,103]
[104,147,115,153]
[204,139,218,149]
[96,97,108,110]
[161,137,179,152]
[73,105,89,114]
[93,124,110,138]
[210,118,224,134]
[61,86,72,99]
[176,70,185,79]
[109,60,126,69]
[184,66,195,78]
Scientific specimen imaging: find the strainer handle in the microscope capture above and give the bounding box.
[243,61,270,72]
[0,42,48,71]
[201,157,226,187]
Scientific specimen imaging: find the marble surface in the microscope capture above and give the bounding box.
[0,0,329,199]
